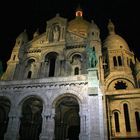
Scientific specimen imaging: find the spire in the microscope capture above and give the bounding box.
[33,28,39,38]
[108,19,115,35]
[75,5,83,17]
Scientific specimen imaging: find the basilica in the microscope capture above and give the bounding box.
[0,7,140,140]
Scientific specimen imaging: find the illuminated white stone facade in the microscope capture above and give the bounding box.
[0,8,140,140]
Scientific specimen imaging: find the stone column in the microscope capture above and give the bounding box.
[110,114,115,137]
[4,107,21,140]
[40,108,55,140]
[55,58,60,76]
[79,107,89,140]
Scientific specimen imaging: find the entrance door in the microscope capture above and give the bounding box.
[68,125,80,140]
[55,96,80,140]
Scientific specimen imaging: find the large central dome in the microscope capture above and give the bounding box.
[67,7,90,36]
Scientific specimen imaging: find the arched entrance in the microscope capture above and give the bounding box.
[55,96,80,140]
[0,97,11,140]
[19,97,43,140]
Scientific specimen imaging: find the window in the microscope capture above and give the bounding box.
[114,81,127,90]
[49,57,56,77]
[74,67,79,75]
[135,111,140,131]
[118,56,122,66]
[45,52,58,77]
[27,71,32,78]
[114,112,120,132]
[13,55,16,60]
[123,104,131,132]
[92,47,95,51]
[113,56,117,66]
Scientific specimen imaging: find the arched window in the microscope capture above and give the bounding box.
[118,56,122,66]
[135,111,140,131]
[114,112,120,132]
[123,104,131,132]
[27,71,32,78]
[13,55,16,60]
[92,32,94,36]
[45,52,58,77]
[27,59,35,65]
[92,46,95,51]
[49,57,56,77]
[113,56,117,66]
[74,67,79,75]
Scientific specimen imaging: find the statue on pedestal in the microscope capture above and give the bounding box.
[86,46,97,68]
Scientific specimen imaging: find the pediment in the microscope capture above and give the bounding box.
[31,34,47,47]
[47,14,67,27]
[66,31,86,44]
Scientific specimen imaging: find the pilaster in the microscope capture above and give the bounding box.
[40,107,55,140]
[4,107,20,140]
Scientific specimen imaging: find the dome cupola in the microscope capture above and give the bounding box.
[103,19,130,50]
[68,6,90,36]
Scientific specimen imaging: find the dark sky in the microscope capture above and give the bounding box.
[0,0,139,70]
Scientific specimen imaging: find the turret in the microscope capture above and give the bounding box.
[1,30,28,80]
[103,20,136,91]
[135,58,140,87]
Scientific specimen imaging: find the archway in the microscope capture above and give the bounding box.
[19,97,43,140]
[55,96,80,140]
[0,97,11,140]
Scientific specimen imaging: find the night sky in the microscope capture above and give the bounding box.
[0,0,139,71]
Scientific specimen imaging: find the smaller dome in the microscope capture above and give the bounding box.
[104,34,129,50]
[89,20,99,31]
[103,20,129,50]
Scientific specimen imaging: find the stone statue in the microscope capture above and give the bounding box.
[86,46,97,68]
[53,25,60,42]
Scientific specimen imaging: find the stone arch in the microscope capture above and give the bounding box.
[68,52,85,75]
[112,109,121,114]
[0,96,11,140]
[17,93,48,113]
[18,95,43,140]
[68,52,84,62]
[41,50,62,61]
[52,92,83,108]
[106,77,135,91]
[53,93,80,140]
[120,100,131,110]
[23,57,38,79]
[24,57,38,66]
